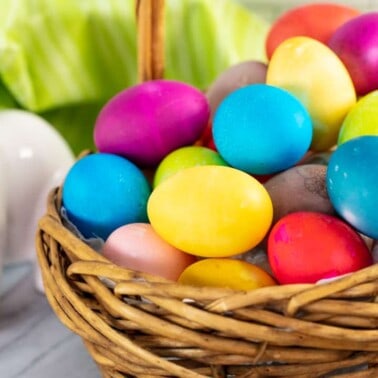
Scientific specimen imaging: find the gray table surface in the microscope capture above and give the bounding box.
[0,262,100,378]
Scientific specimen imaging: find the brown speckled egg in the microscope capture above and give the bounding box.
[264,164,334,223]
[206,60,267,116]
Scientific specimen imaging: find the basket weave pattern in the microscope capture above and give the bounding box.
[36,1,378,377]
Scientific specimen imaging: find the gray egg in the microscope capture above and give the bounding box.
[264,164,335,223]
[206,60,267,116]
[233,246,273,276]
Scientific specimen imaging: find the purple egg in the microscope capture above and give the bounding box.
[94,80,210,168]
[328,12,378,96]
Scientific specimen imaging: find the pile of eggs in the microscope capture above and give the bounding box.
[62,3,378,291]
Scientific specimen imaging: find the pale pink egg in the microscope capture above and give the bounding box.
[102,223,197,281]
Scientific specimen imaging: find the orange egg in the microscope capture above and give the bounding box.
[102,223,197,281]
[178,258,276,291]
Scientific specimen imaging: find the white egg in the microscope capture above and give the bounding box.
[0,109,75,266]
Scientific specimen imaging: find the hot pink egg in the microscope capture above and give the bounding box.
[328,12,378,95]
[102,223,197,281]
[94,80,210,168]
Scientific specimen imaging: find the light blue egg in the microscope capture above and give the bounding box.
[62,153,151,240]
[326,136,378,239]
[212,84,313,174]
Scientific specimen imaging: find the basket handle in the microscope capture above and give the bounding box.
[136,0,165,82]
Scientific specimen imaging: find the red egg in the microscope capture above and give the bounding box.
[253,173,275,184]
[266,3,360,59]
[195,121,217,151]
[267,212,373,284]
[195,120,212,145]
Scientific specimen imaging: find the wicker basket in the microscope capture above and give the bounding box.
[36,1,378,377]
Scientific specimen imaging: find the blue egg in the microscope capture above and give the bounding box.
[326,136,378,239]
[212,84,313,174]
[62,153,151,240]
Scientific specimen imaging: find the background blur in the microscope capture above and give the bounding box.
[240,0,376,20]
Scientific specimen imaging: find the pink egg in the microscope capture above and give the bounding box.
[94,80,210,168]
[102,223,197,281]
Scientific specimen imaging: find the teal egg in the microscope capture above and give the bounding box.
[326,136,378,238]
[212,84,312,175]
[62,153,151,240]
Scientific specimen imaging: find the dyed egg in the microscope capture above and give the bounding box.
[178,258,276,291]
[338,91,378,145]
[234,247,273,276]
[266,36,356,151]
[62,153,151,240]
[213,84,312,175]
[268,212,373,284]
[372,240,378,264]
[206,60,267,115]
[94,80,210,168]
[148,165,273,257]
[326,136,378,239]
[195,121,216,150]
[300,151,333,166]
[153,146,228,187]
[264,164,334,224]
[200,123,217,151]
[102,223,196,281]
[328,13,378,96]
[266,3,359,59]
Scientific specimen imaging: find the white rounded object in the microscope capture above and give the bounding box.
[0,109,75,264]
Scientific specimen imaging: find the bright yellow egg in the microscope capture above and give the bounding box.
[266,36,356,151]
[178,258,276,290]
[147,165,273,257]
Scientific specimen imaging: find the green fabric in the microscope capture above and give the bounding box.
[0,0,269,154]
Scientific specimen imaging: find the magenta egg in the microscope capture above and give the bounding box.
[328,12,378,96]
[94,80,210,168]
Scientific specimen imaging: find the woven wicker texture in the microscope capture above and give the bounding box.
[36,1,378,377]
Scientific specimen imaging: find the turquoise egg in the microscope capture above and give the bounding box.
[212,84,312,175]
[62,153,151,240]
[326,136,378,239]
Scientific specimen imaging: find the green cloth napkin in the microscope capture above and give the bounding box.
[0,0,269,154]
